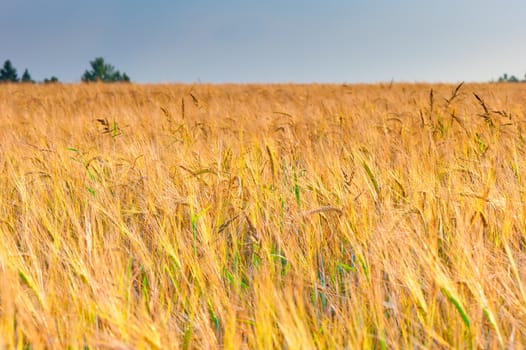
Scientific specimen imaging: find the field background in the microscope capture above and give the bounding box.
[1,83,526,349]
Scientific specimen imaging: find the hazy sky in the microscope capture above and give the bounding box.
[2,0,525,83]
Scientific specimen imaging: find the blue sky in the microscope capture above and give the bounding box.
[2,0,525,83]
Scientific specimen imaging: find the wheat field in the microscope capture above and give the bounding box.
[1,82,526,349]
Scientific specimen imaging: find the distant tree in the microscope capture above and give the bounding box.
[21,69,35,83]
[81,57,130,82]
[498,72,523,83]
[0,60,19,82]
[43,76,59,84]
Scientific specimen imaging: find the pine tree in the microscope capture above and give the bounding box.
[0,60,19,82]
[21,69,34,83]
[81,57,131,82]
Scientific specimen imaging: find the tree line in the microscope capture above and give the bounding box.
[497,73,526,83]
[3,57,523,84]
[0,57,130,83]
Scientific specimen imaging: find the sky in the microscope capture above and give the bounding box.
[1,0,526,83]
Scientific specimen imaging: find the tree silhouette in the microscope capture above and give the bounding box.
[43,76,59,84]
[21,69,34,83]
[498,72,525,83]
[81,57,130,82]
[0,60,19,82]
